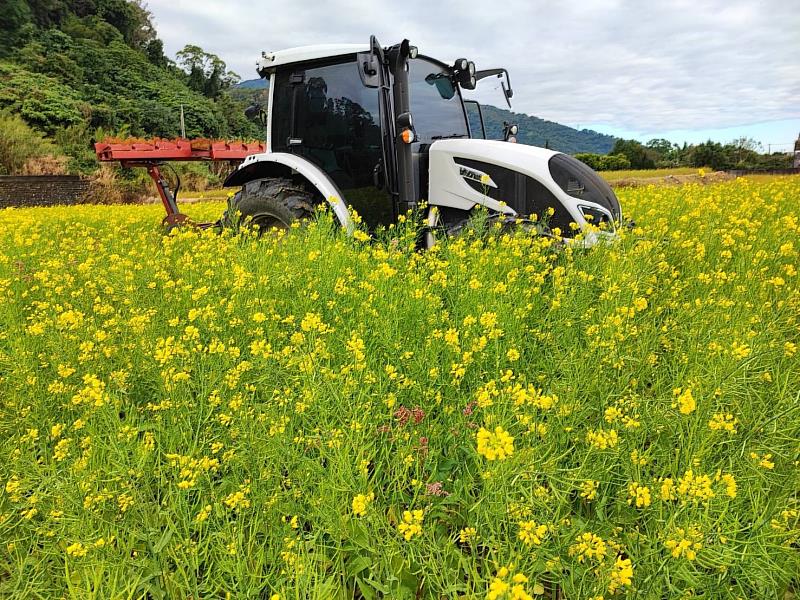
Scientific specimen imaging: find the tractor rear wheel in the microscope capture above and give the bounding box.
[224,178,315,233]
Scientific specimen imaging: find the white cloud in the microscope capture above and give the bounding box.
[147,0,800,132]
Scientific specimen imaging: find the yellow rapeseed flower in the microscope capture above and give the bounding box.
[579,480,599,501]
[608,556,634,593]
[518,520,548,546]
[397,509,424,541]
[627,482,652,508]
[351,492,374,517]
[476,426,515,461]
[459,527,478,543]
[674,387,696,415]
[708,412,737,433]
[665,526,703,560]
[586,428,619,450]
[568,532,607,563]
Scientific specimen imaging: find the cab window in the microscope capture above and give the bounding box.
[408,58,469,142]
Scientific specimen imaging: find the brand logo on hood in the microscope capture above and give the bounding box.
[458,166,497,188]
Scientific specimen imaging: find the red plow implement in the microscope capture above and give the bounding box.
[94,139,264,228]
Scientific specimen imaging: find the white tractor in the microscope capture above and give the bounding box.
[226,36,622,245]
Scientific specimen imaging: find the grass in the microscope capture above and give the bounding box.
[179,188,234,201]
[0,177,798,599]
[599,167,704,181]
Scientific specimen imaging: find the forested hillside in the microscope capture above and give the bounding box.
[0,0,260,177]
[479,105,615,154]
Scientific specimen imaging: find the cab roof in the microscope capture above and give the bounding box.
[256,44,368,73]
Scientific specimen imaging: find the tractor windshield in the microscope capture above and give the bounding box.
[409,58,469,143]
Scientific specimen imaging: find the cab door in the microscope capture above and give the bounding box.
[271,57,394,230]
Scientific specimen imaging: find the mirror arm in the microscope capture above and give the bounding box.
[474,68,504,81]
[473,68,513,107]
[501,81,512,108]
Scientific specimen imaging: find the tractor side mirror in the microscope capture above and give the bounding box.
[245,104,268,126]
[358,51,380,88]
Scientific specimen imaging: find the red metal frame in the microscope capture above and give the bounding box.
[146,164,180,218]
[94,139,265,228]
[94,139,264,162]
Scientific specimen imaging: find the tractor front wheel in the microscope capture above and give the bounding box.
[223,178,315,233]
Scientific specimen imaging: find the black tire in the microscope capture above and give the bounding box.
[223,177,315,234]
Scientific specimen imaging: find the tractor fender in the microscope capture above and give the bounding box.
[224,152,353,232]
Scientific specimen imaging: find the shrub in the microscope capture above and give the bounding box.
[0,62,85,133]
[83,164,151,204]
[53,123,104,175]
[0,110,65,175]
[20,154,68,175]
[574,153,631,171]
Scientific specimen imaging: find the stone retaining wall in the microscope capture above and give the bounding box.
[0,175,90,209]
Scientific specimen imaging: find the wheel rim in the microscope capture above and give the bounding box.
[249,213,289,235]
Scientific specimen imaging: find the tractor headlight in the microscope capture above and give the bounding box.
[579,205,612,226]
[454,59,477,89]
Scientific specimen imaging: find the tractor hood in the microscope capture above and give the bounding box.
[427,139,622,232]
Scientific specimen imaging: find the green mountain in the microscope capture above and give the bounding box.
[237,78,269,89]
[478,105,616,154]
[236,77,615,154]
[0,0,261,174]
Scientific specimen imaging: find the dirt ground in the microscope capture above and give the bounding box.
[609,171,735,188]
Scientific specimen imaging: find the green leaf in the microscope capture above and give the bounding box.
[152,528,173,554]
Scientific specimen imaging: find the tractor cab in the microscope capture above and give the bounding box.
[227,36,622,243]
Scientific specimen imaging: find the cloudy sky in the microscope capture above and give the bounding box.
[148,0,800,148]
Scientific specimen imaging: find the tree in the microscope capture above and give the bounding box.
[26,0,68,29]
[0,0,33,56]
[144,38,168,68]
[60,14,122,45]
[176,45,240,99]
[689,141,729,171]
[574,153,631,171]
[0,63,85,133]
[95,0,154,48]
[728,137,762,167]
[646,138,678,165]
[611,139,657,169]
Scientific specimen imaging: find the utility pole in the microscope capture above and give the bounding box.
[180,104,186,139]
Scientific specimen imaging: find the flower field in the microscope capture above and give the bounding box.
[0,177,798,599]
